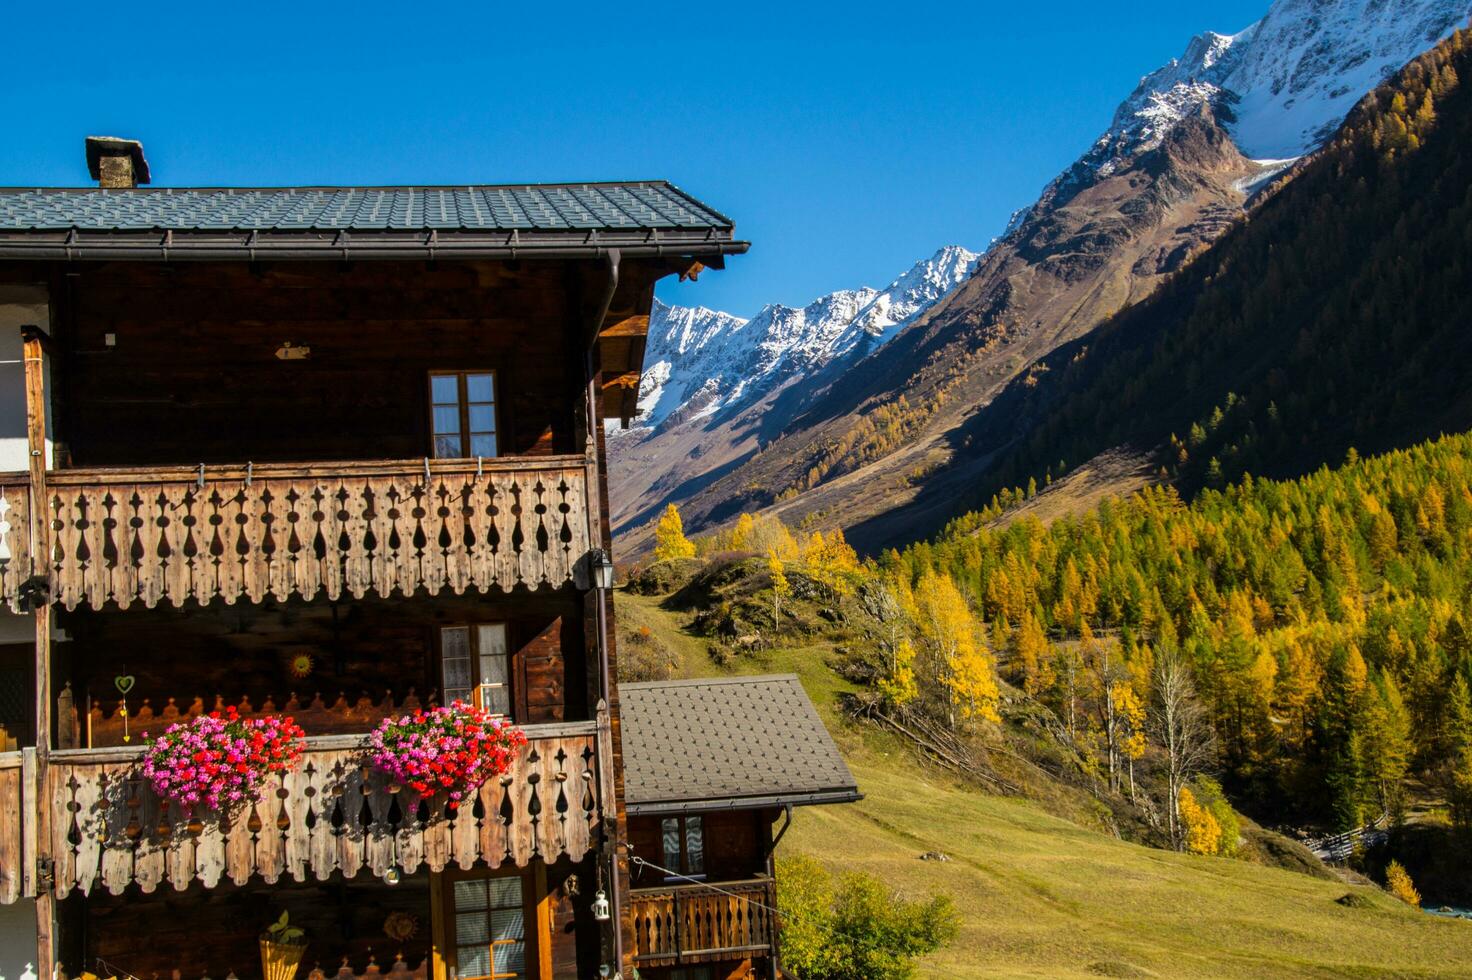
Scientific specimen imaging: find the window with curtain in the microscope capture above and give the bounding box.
[448,873,530,979]
[659,814,705,880]
[430,371,498,459]
[439,623,511,716]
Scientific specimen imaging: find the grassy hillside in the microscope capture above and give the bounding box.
[618,589,1472,978]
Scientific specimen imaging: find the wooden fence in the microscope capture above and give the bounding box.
[46,723,602,897]
[630,877,778,966]
[1,454,593,612]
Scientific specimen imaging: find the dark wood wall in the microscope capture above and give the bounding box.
[72,871,435,978]
[58,590,589,739]
[627,809,776,886]
[52,260,586,468]
[68,858,602,980]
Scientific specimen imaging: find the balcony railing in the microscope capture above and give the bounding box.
[0,454,594,611]
[0,476,30,613]
[630,877,778,966]
[44,721,604,898]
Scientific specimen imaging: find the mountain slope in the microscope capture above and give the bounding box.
[940,24,1472,517]
[608,246,978,537]
[612,0,1472,556]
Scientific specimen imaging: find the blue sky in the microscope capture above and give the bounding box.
[2,1,1268,318]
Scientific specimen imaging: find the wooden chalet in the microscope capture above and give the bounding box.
[619,676,861,980]
[0,137,751,979]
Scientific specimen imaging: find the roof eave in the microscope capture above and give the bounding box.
[625,788,863,816]
[0,230,749,263]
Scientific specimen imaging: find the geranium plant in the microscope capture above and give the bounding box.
[367,701,527,808]
[141,707,306,813]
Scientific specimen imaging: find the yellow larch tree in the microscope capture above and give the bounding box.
[916,571,999,727]
[1179,786,1223,855]
[652,503,696,562]
[877,638,919,710]
[767,550,790,630]
[1385,860,1421,907]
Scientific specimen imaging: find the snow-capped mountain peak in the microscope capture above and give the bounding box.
[1082,0,1470,178]
[627,245,979,432]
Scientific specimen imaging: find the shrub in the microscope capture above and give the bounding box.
[777,854,958,979]
[620,625,677,682]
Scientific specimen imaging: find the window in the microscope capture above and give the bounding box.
[431,371,499,459]
[440,624,511,716]
[446,872,534,980]
[660,815,705,880]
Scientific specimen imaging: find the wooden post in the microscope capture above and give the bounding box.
[23,325,54,979]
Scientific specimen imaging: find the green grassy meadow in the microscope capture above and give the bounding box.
[618,591,1472,978]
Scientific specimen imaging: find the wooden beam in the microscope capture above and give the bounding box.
[23,326,54,979]
[598,314,650,339]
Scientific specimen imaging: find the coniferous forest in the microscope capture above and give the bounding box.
[890,432,1472,833]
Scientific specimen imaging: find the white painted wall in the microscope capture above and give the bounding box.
[0,613,31,646]
[0,900,36,979]
[0,287,50,473]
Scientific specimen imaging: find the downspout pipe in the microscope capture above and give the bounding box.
[591,248,619,709]
[587,248,625,976]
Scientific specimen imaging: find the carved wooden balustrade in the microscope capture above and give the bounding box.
[631,877,778,966]
[0,752,22,904]
[0,478,31,613]
[77,689,440,749]
[45,722,603,897]
[0,454,593,611]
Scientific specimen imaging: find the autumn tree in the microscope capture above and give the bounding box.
[1178,786,1222,855]
[1153,652,1217,850]
[878,639,919,710]
[1010,612,1053,697]
[768,551,791,630]
[653,503,696,562]
[915,571,1000,727]
[1385,860,1421,907]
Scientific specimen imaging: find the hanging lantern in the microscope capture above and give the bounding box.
[591,549,616,591]
[591,888,611,921]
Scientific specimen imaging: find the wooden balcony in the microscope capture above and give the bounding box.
[43,720,605,898]
[631,877,779,966]
[0,454,594,612]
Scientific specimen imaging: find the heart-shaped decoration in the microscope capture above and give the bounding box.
[114,675,135,695]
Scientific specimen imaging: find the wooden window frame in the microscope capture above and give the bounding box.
[659,814,706,882]
[436,622,519,720]
[430,864,551,980]
[429,369,501,460]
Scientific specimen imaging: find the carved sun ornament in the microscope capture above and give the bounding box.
[288,653,315,679]
[383,910,419,941]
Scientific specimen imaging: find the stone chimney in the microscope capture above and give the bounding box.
[85,136,150,188]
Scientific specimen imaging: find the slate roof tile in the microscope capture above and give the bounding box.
[620,674,859,812]
[0,181,732,233]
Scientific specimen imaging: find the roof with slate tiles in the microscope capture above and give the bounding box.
[619,674,861,814]
[0,182,745,261]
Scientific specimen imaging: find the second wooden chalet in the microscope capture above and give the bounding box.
[0,137,749,979]
[620,675,861,980]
